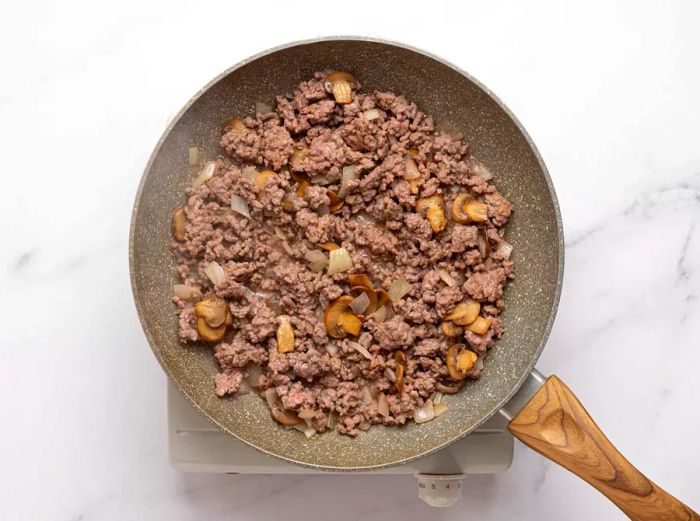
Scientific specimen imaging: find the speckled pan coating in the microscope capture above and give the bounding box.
[129,37,564,471]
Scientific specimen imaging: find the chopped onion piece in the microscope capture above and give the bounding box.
[327,247,352,275]
[388,278,413,301]
[235,378,251,396]
[264,388,278,409]
[281,240,294,256]
[363,108,381,121]
[404,156,421,180]
[414,399,435,424]
[326,342,339,356]
[327,412,338,430]
[192,161,216,187]
[338,165,356,198]
[434,392,444,405]
[255,101,273,114]
[242,165,258,181]
[438,269,458,288]
[292,423,317,438]
[230,194,251,219]
[369,305,388,323]
[377,393,390,417]
[434,402,449,417]
[298,408,316,420]
[188,146,199,166]
[274,226,286,240]
[349,291,370,315]
[305,250,328,273]
[470,158,494,180]
[347,341,373,360]
[355,212,377,226]
[245,365,263,388]
[203,261,226,287]
[361,386,373,405]
[477,231,489,259]
[173,284,201,301]
[495,240,513,259]
[309,174,334,186]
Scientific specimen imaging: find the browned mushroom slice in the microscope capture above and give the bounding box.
[464,200,489,222]
[324,71,357,104]
[319,242,340,251]
[467,316,492,335]
[324,296,354,339]
[338,312,362,336]
[265,389,303,426]
[254,170,277,192]
[328,189,344,213]
[415,194,444,214]
[196,317,226,342]
[348,273,373,289]
[394,350,407,393]
[221,117,247,135]
[194,296,228,328]
[440,321,464,337]
[426,206,446,233]
[445,300,481,326]
[446,344,478,381]
[276,318,295,353]
[172,208,186,241]
[450,193,474,224]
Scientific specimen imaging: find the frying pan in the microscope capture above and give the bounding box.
[129,37,698,519]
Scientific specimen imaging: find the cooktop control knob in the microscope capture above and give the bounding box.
[415,474,465,508]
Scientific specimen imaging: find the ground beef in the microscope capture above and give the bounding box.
[173,71,514,437]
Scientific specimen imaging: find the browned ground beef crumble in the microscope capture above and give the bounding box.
[172,72,513,436]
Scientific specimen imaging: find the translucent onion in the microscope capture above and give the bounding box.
[274,227,286,240]
[281,240,294,256]
[203,261,226,287]
[388,278,412,301]
[438,269,458,288]
[369,305,388,323]
[242,165,258,181]
[326,342,339,356]
[188,146,199,166]
[192,161,216,187]
[245,365,263,388]
[327,247,353,275]
[235,378,251,396]
[327,412,338,430]
[494,240,513,259]
[414,399,435,424]
[377,393,390,417]
[255,101,273,114]
[363,108,381,121]
[470,158,494,180]
[433,392,444,405]
[404,156,421,180]
[305,250,328,273]
[361,386,373,405]
[355,212,377,226]
[292,423,317,438]
[338,165,357,198]
[347,341,373,360]
[230,194,251,219]
[173,284,202,301]
[309,175,334,186]
[298,408,316,420]
[433,402,449,417]
[349,291,370,315]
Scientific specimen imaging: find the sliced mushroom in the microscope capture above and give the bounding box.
[265,389,303,426]
[319,242,340,251]
[194,296,228,328]
[450,193,475,224]
[296,178,310,197]
[324,296,354,339]
[327,190,344,213]
[276,317,295,353]
[338,312,362,336]
[415,194,444,214]
[440,321,464,337]
[221,117,247,135]
[445,300,481,326]
[436,381,465,394]
[477,228,490,259]
[446,344,477,381]
[324,71,357,104]
[394,350,407,393]
[348,273,373,289]
[464,200,489,222]
[408,179,421,195]
[172,207,186,241]
[196,317,226,342]
[289,146,309,170]
[467,316,492,335]
[375,289,391,310]
[426,206,446,233]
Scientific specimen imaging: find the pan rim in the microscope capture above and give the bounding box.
[129,35,565,471]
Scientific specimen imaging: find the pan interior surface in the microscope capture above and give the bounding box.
[130,38,563,470]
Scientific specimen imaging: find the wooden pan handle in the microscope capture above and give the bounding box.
[508,375,699,521]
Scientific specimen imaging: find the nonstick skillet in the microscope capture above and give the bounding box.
[129,37,698,520]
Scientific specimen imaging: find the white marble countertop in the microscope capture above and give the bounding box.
[2,0,699,519]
